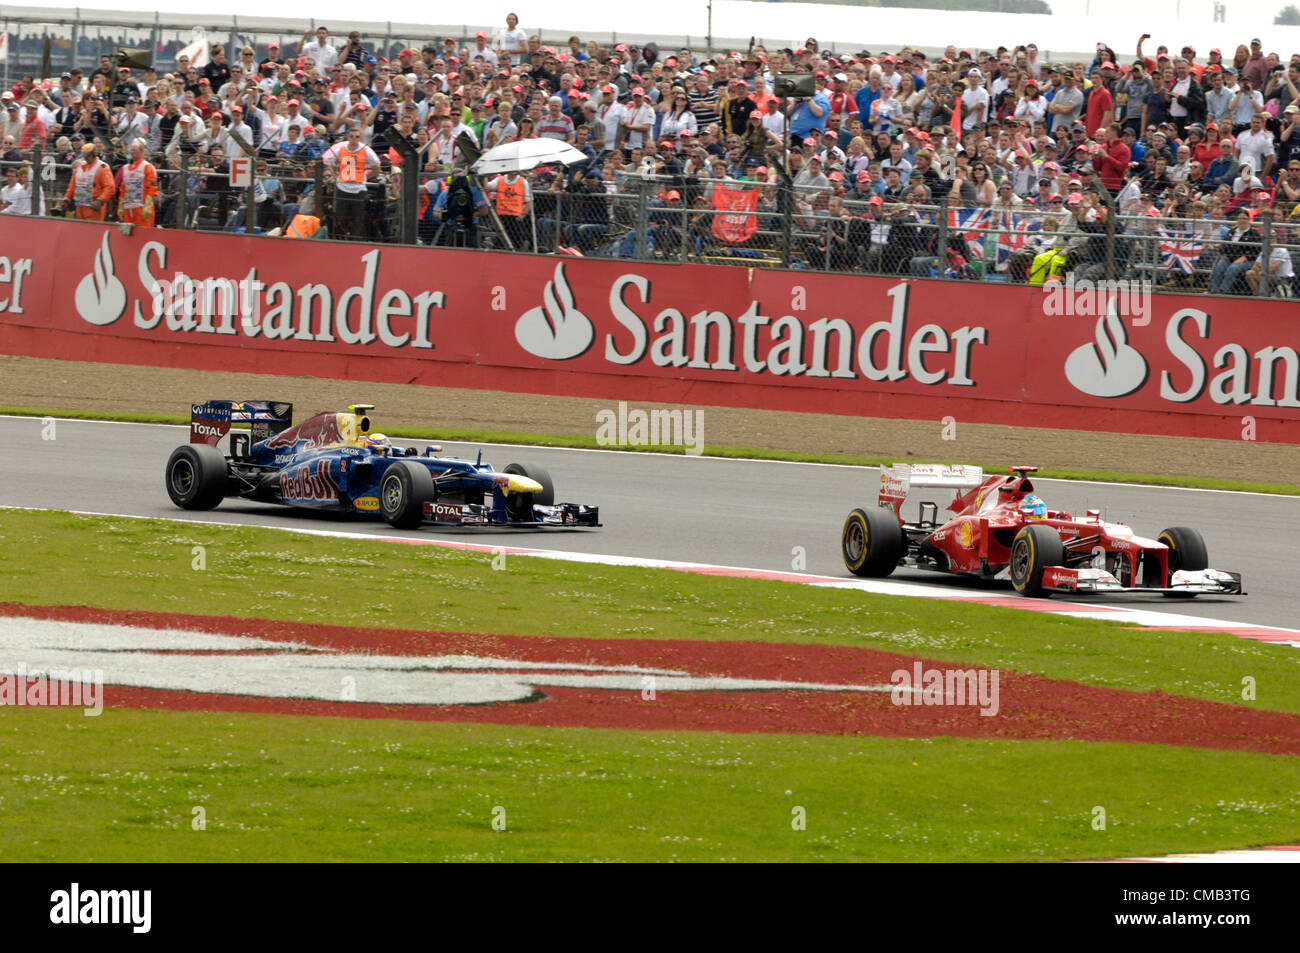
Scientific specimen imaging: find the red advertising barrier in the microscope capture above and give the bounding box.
[1,218,1297,443]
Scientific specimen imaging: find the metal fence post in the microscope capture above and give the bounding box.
[936,194,949,281]
[313,159,326,234]
[1259,209,1273,297]
[174,151,189,228]
[28,142,42,216]
[635,174,649,260]
[780,181,793,269]
[679,193,688,263]
[1104,198,1116,282]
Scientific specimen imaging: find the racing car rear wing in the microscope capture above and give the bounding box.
[190,400,293,447]
[878,463,984,514]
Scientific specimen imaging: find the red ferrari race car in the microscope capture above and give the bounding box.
[841,464,1245,597]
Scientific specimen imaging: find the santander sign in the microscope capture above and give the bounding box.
[74,237,446,351]
[47,225,1299,430]
[516,263,990,387]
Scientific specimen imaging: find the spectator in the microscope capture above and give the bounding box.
[1236,113,1274,178]
[299,28,338,71]
[322,124,380,239]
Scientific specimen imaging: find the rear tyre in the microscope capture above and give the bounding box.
[379,460,435,529]
[165,444,228,510]
[842,507,905,577]
[504,462,555,521]
[1009,524,1065,597]
[1158,526,1208,598]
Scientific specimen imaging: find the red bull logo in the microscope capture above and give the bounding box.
[264,414,342,452]
[278,461,338,504]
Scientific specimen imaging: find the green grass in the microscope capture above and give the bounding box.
[2,709,1297,862]
[3,405,1296,496]
[3,509,1298,714]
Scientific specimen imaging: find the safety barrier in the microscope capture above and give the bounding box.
[0,217,1296,443]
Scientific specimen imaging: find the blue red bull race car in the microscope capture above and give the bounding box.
[841,463,1244,597]
[164,401,600,529]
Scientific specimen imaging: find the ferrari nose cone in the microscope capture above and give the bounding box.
[506,474,544,495]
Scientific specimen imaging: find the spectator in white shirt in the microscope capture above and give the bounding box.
[299,27,339,71]
[1236,113,1274,177]
[495,13,527,64]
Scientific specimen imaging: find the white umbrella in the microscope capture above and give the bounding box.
[471,139,589,175]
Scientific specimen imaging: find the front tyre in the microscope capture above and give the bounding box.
[503,462,555,521]
[1158,526,1208,598]
[1009,524,1065,597]
[165,444,228,510]
[842,507,905,577]
[379,460,435,529]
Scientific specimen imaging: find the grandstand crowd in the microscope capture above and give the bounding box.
[2,17,1298,292]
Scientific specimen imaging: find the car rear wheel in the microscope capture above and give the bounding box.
[503,462,554,521]
[1009,524,1065,597]
[842,507,904,577]
[165,444,228,510]
[379,460,435,530]
[1158,526,1208,598]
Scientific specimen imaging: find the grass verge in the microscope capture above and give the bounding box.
[2,509,1297,714]
[2,405,1295,496]
[2,709,1298,862]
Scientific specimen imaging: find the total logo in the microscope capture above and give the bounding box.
[1064,302,1299,408]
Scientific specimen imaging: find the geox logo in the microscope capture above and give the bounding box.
[49,883,151,933]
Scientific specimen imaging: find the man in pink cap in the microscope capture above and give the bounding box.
[619,86,654,153]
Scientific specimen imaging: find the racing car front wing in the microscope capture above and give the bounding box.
[1040,566,1245,595]
[422,500,601,528]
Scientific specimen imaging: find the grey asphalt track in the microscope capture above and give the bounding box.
[1,416,1296,629]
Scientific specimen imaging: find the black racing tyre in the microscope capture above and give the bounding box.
[1009,523,1066,597]
[842,507,905,577]
[379,460,435,529]
[1158,526,1209,598]
[165,444,228,510]
[503,462,555,521]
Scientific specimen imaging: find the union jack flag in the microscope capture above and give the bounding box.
[948,206,991,260]
[994,211,1044,272]
[1159,225,1205,274]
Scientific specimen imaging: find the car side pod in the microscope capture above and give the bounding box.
[842,507,905,577]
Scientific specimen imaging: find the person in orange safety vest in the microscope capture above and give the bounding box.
[118,138,159,227]
[486,171,532,250]
[64,142,116,221]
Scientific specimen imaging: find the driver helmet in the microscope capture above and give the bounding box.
[1019,495,1047,520]
[364,433,392,454]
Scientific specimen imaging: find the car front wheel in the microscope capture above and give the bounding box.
[1009,524,1065,597]
[379,461,435,530]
